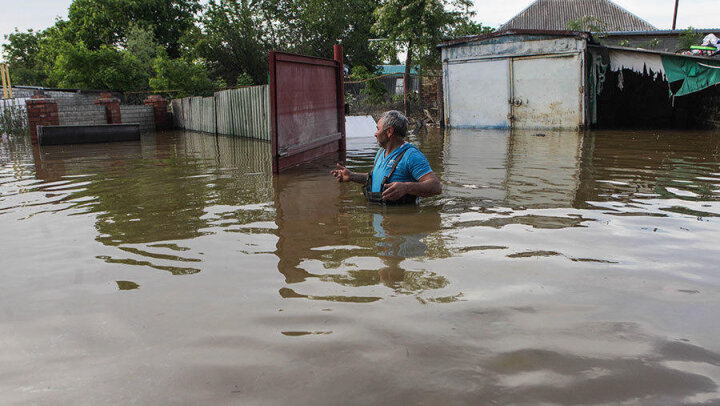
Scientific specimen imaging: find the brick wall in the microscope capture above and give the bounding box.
[25,96,59,144]
[19,89,161,132]
[120,105,155,132]
[57,101,107,126]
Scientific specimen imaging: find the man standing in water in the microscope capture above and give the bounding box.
[331,110,441,204]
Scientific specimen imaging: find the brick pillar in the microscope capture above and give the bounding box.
[144,95,170,130]
[94,92,122,124]
[25,94,59,144]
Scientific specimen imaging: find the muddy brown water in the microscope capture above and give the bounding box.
[2,128,720,405]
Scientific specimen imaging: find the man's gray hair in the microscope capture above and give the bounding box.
[381,110,408,138]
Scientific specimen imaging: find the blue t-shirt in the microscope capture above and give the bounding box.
[370,143,433,193]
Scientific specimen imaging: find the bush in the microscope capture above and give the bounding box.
[679,27,703,50]
[150,54,218,97]
[349,66,387,104]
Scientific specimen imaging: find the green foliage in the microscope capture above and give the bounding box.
[349,65,386,104]
[126,24,161,64]
[196,0,269,85]
[2,0,489,97]
[643,38,660,49]
[447,20,495,38]
[2,29,47,85]
[66,0,201,57]
[566,16,608,34]
[50,42,150,91]
[34,20,77,87]
[370,39,402,64]
[150,54,218,97]
[235,72,254,86]
[125,24,164,80]
[679,27,703,50]
[373,0,477,71]
[267,0,381,69]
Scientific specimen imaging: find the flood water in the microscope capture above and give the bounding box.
[2,127,720,405]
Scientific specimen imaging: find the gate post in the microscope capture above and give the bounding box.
[144,95,171,130]
[95,92,122,124]
[334,44,346,156]
[25,94,59,144]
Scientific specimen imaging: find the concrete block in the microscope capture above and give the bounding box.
[38,124,141,145]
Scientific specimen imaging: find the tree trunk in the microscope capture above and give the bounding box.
[403,39,413,116]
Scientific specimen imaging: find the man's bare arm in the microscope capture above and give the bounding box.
[331,163,368,184]
[382,172,442,200]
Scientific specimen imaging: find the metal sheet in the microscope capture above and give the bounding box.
[444,37,584,62]
[445,59,510,128]
[511,54,583,129]
[270,48,346,173]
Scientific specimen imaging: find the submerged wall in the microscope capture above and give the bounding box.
[23,90,159,143]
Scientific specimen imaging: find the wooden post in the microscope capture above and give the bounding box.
[0,64,8,99]
[403,73,408,116]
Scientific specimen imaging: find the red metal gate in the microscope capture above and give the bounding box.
[269,45,346,173]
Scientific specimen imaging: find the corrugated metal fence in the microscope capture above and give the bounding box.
[171,85,270,141]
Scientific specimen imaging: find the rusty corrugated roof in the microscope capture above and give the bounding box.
[500,0,657,31]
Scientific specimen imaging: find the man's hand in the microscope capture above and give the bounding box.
[382,182,411,201]
[382,172,441,200]
[330,163,352,182]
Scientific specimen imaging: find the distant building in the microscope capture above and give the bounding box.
[500,0,656,32]
[375,65,419,95]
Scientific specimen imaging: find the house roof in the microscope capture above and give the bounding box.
[438,29,591,48]
[377,65,419,75]
[500,0,657,32]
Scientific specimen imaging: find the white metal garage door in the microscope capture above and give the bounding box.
[444,53,584,130]
[445,59,510,129]
[511,54,583,130]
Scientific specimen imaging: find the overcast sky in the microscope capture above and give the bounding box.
[1,0,718,50]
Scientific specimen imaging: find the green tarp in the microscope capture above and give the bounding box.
[661,55,720,97]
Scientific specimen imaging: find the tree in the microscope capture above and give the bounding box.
[66,0,201,57]
[50,42,150,91]
[1,29,47,85]
[265,0,380,68]
[125,24,163,77]
[448,20,494,38]
[150,53,218,97]
[373,0,476,113]
[196,0,270,85]
[349,65,387,104]
[33,20,78,87]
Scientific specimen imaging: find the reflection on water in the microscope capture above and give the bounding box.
[2,128,720,404]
